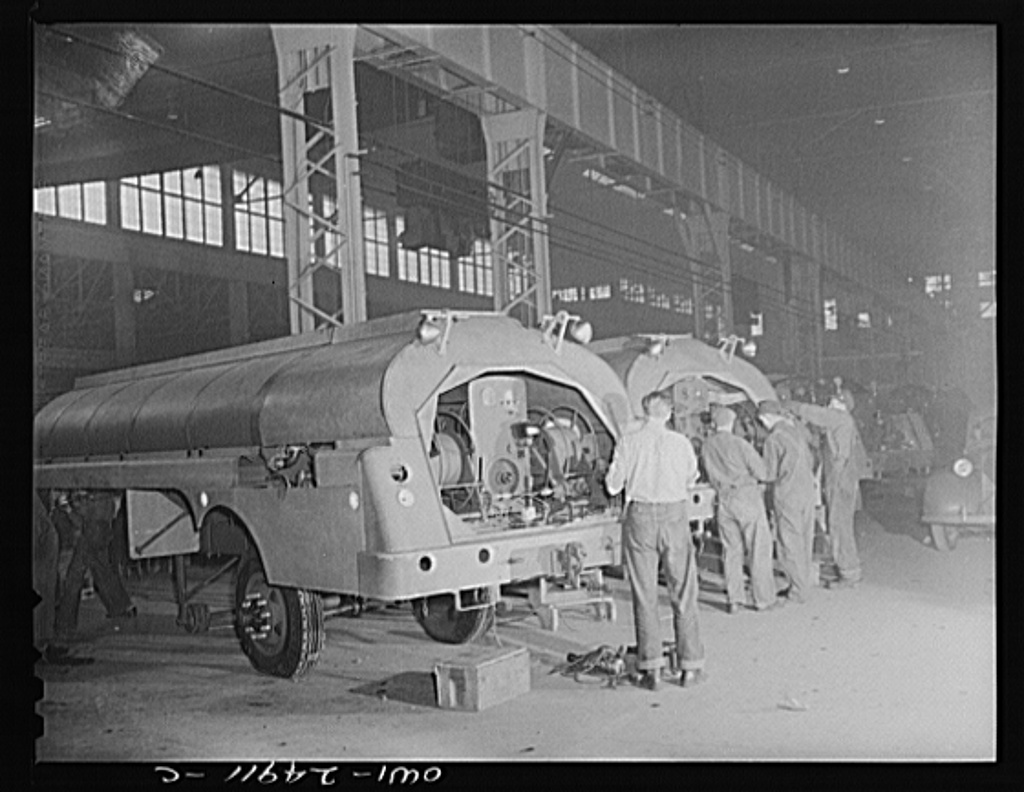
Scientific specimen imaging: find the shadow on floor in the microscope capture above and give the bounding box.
[350,671,438,708]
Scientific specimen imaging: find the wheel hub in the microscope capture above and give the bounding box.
[239,593,272,641]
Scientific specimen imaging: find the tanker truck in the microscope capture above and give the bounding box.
[34,309,632,678]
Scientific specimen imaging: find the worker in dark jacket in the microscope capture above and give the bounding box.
[34,491,93,665]
[55,490,136,640]
[758,400,818,604]
[785,396,871,588]
[701,405,778,613]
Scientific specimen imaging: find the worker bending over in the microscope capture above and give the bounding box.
[784,395,871,588]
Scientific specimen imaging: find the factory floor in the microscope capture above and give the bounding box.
[32,484,995,766]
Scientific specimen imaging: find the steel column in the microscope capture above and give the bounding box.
[480,108,551,327]
[272,25,366,333]
[673,199,732,343]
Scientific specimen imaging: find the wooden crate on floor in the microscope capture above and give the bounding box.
[433,646,531,712]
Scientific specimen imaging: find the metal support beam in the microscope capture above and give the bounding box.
[480,109,552,327]
[674,198,732,343]
[272,25,366,333]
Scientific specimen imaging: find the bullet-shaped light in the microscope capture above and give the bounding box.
[741,339,758,357]
[417,317,442,344]
[570,320,593,344]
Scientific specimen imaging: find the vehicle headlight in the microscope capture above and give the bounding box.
[952,458,974,478]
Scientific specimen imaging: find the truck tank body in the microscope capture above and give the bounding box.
[34,310,634,601]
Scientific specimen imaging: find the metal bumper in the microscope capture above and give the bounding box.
[356,517,621,601]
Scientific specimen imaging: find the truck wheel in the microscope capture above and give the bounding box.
[413,590,493,644]
[234,552,324,679]
[930,523,958,552]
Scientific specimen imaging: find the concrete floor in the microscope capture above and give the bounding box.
[33,486,995,764]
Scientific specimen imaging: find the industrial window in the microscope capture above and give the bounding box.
[924,274,951,296]
[33,181,107,225]
[362,206,390,277]
[120,167,223,246]
[553,287,579,303]
[456,241,493,296]
[823,298,838,331]
[619,278,645,304]
[395,214,450,289]
[649,289,671,311]
[857,312,871,329]
[978,270,995,288]
[589,284,612,301]
[980,300,996,319]
[233,171,283,257]
[750,312,764,337]
[672,294,693,314]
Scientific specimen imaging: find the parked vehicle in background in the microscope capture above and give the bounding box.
[920,410,995,551]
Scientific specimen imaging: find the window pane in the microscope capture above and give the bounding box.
[185,200,204,242]
[141,173,160,191]
[205,205,223,246]
[164,170,182,195]
[83,181,107,224]
[34,187,57,215]
[269,220,283,257]
[164,195,184,238]
[202,166,222,203]
[234,209,250,251]
[57,184,83,220]
[183,169,203,199]
[251,217,267,254]
[141,186,162,234]
[120,183,140,230]
[250,179,265,214]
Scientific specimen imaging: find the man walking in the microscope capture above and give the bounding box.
[758,400,818,604]
[785,395,871,588]
[605,390,706,691]
[701,405,778,613]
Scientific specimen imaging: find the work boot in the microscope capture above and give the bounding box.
[680,669,708,688]
[635,670,660,691]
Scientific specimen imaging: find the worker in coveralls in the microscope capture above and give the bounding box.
[701,405,779,613]
[758,400,818,604]
[55,490,136,639]
[605,390,706,691]
[785,395,871,588]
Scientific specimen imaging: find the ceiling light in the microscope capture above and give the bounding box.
[874,118,885,125]
[837,66,850,75]
[901,156,912,163]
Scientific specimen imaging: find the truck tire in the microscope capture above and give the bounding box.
[234,552,324,679]
[413,590,493,644]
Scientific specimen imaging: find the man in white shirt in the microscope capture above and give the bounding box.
[606,390,706,691]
